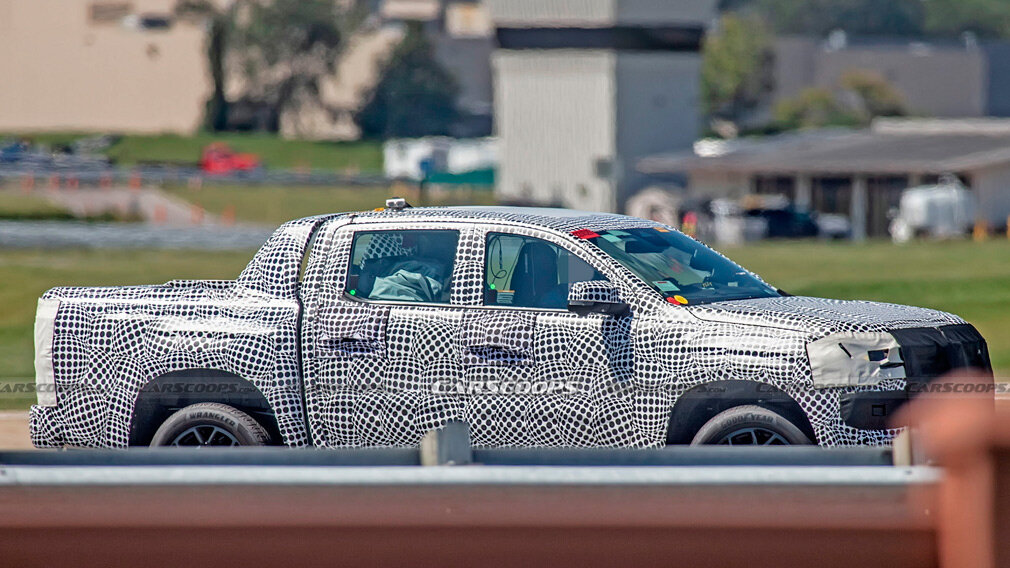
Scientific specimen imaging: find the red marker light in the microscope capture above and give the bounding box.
[571,229,600,239]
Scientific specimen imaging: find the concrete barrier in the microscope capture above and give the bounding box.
[1,375,1005,567]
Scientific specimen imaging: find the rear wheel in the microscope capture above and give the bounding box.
[690,405,812,446]
[150,402,270,447]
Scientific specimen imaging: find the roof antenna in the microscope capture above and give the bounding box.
[385,197,411,211]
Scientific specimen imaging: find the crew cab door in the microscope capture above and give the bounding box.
[299,220,480,447]
[461,227,640,447]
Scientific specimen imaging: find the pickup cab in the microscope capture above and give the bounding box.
[30,202,992,448]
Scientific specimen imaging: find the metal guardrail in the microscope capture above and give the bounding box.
[0,445,903,487]
[0,433,935,568]
[0,457,938,568]
[5,396,1007,568]
[0,163,390,188]
[0,463,936,487]
[0,420,895,474]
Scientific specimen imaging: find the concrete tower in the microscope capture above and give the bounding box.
[486,0,716,212]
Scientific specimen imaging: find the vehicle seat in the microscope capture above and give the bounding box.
[511,241,562,308]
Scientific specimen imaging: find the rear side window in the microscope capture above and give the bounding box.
[347,230,459,304]
[485,232,605,309]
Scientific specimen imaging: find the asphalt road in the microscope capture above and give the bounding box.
[0,411,30,449]
[2,398,1008,450]
[0,220,273,249]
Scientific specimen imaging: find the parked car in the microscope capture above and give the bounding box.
[31,202,991,449]
[199,142,261,175]
[706,196,847,244]
[0,140,29,164]
[890,181,975,243]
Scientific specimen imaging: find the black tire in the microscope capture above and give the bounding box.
[690,405,812,446]
[150,402,270,447]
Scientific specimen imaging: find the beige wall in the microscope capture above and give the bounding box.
[972,164,1010,227]
[0,0,210,134]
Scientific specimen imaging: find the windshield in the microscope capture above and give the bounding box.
[578,228,780,305]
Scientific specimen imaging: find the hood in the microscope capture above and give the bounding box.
[687,295,966,337]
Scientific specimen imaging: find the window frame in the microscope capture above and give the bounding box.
[479,230,612,313]
[342,227,462,307]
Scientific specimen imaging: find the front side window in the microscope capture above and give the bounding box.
[580,227,779,305]
[485,233,606,309]
[347,230,459,304]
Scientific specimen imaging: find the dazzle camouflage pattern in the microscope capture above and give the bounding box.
[31,207,981,448]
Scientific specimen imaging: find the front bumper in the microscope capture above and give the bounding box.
[839,323,992,430]
[839,390,908,430]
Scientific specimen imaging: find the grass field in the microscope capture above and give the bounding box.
[0,249,254,409]
[164,184,497,225]
[4,132,383,172]
[0,238,1005,409]
[723,239,1010,376]
[0,190,73,220]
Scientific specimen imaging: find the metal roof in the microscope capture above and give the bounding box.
[485,0,717,28]
[639,125,1010,176]
[349,206,663,232]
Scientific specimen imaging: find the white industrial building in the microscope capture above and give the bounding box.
[639,119,1010,238]
[485,0,717,213]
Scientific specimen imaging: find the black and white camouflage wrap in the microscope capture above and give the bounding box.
[30,207,968,449]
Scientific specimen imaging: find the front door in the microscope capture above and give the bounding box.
[461,229,640,447]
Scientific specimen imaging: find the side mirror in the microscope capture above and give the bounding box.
[568,280,630,317]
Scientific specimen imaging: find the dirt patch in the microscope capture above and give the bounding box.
[0,411,32,449]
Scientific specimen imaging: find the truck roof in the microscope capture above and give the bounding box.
[345,205,664,233]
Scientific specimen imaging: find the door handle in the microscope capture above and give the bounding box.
[466,344,531,362]
[320,335,381,353]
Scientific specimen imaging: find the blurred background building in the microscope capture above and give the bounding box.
[772,34,1007,119]
[0,0,208,133]
[486,0,717,213]
[0,0,495,139]
[4,0,1010,232]
[639,119,1010,240]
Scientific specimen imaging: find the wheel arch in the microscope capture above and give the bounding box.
[129,369,280,446]
[666,380,817,445]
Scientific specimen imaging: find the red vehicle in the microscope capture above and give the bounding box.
[200,143,261,175]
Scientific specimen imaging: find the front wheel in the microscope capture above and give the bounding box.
[690,405,812,446]
[150,402,270,447]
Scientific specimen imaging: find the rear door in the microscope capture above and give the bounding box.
[301,220,481,447]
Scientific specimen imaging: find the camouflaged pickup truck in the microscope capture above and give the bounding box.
[31,202,992,449]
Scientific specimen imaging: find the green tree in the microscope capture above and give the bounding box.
[839,70,906,119]
[773,70,907,130]
[355,23,461,139]
[701,13,775,126]
[923,0,1010,39]
[230,0,364,132]
[175,0,240,131]
[177,0,365,133]
[774,87,858,129]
